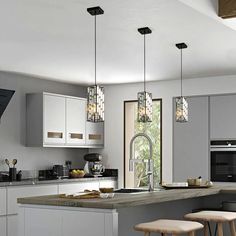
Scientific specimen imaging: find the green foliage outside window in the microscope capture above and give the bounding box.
[133,101,161,188]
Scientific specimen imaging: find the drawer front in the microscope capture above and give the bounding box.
[0,188,6,216]
[7,185,58,215]
[59,182,99,194]
[0,216,6,236]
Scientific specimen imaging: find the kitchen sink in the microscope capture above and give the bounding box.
[114,188,163,194]
[114,188,148,193]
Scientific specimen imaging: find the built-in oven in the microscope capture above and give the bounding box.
[211,140,236,182]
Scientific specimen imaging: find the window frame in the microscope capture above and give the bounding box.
[123,98,163,188]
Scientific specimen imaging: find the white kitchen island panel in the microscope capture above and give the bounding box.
[19,206,118,236]
[0,216,6,236]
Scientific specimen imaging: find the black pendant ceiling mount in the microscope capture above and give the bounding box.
[87,6,104,16]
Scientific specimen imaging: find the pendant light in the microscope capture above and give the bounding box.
[175,42,188,123]
[137,27,152,123]
[87,6,104,122]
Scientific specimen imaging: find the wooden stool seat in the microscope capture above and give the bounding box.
[134,219,203,235]
[185,211,236,222]
[184,211,236,236]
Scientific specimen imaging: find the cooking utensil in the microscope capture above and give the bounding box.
[12,159,17,167]
[5,159,10,168]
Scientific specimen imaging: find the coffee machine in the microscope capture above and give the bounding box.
[83,153,105,177]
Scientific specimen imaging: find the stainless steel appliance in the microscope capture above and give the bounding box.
[83,153,105,176]
[211,140,236,182]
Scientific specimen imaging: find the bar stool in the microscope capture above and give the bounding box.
[134,219,203,236]
[184,211,236,236]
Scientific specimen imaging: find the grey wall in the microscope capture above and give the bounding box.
[0,71,87,172]
[173,96,210,181]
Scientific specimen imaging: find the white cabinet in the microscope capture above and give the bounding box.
[210,95,236,139]
[0,188,6,216]
[7,184,57,215]
[66,97,86,145]
[24,208,61,236]
[26,92,104,148]
[7,215,17,236]
[62,211,105,236]
[86,122,104,146]
[43,94,66,145]
[0,217,6,236]
[58,181,99,194]
[22,207,109,236]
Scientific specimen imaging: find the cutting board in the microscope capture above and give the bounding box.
[161,185,212,190]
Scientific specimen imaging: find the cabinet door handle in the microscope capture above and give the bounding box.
[70,133,83,139]
[47,132,63,138]
[88,134,102,140]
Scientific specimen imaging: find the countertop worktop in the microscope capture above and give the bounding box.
[0,176,117,187]
[18,185,236,209]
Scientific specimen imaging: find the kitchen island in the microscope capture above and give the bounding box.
[17,185,236,236]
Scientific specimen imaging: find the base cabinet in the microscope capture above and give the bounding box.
[7,185,58,215]
[4,179,117,236]
[19,206,118,236]
[0,217,6,236]
[0,188,6,216]
[7,215,17,236]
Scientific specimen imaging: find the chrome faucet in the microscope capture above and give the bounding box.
[129,133,154,192]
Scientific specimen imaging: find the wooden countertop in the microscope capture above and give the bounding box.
[17,185,233,209]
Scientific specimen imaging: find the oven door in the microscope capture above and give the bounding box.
[211,151,236,182]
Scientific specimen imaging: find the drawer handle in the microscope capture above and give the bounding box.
[47,132,63,138]
[70,133,83,139]
[89,134,102,140]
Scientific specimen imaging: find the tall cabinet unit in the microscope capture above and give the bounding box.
[173,96,210,181]
[210,94,236,140]
[26,92,104,148]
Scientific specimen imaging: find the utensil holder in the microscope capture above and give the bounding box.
[9,168,17,181]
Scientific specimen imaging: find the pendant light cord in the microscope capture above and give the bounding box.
[181,48,183,97]
[144,34,146,92]
[94,15,97,86]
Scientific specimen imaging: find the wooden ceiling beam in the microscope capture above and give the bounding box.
[219,0,236,19]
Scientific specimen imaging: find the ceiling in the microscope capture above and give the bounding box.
[1,0,236,85]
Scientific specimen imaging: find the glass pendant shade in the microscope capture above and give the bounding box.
[175,96,188,122]
[87,85,104,122]
[138,91,152,122]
